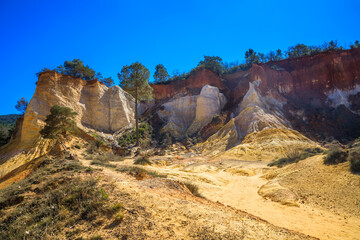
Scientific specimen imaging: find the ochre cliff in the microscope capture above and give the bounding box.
[151,69,226,100]
[21,71,135,149]
[152,49,360,160]
[1,49,360,174]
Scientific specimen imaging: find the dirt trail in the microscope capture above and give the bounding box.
[75,148,360,240]
[200,167,360,240]
[74,152,314,239]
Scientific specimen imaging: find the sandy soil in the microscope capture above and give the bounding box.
[120,154,360,240]
[4,137,359,239]
[75,151,313,239]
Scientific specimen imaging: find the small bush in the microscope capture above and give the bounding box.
[269,148,323,167]
[111,203,123,212]
[184,182,203,198]
[134,156,152,165]
[113,212,124,223]
[117,122,154,147]
[349,150,360,173]
[323,148,348,165]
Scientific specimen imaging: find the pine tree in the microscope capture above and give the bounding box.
[40,105,78,139]
[118,62,153,146]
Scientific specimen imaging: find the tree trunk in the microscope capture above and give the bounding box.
[135,92,139,146]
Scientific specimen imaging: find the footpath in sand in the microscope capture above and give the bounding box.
[74,142,360,240]
[197,159,360,240]
[134,154,360,240]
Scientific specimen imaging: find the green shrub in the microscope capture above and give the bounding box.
[349,150,360,173]
[117,122,153,147]
[111,203,123,212]
[184,182,203,198]
[269,148,323,167]
[134,156,152,165]
[323,148,348,165]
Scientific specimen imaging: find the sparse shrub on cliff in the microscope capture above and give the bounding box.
[323,148,348,165]
[349,149,360,173]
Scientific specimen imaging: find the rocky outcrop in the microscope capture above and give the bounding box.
[21,71,135,148]
[234,81,290,139]
[158,95,198,139]
[151,69,226,100]
[157,85,226,139]
[187,85,227,135]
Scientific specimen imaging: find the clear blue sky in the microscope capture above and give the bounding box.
[0,0,359,115]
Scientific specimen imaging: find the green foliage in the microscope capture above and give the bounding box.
[322,40,342,51]
[349,149,360,173]
[101,77,114,87]
[56,59,96,80]
[0,123,14,147]
[286,44,310,58]
[184,182,203,198]
[117,122,153,147]
[245,48,260,65]
[35,67,51,78]
[118,62,153,101]
[323,148,348,165]
[0,114,18,147]
[118,62,153,146]
[266,49,283,62]
[0,114,20,125]
[350,40,360,49]
[40,105,78,139]
[15,97,28,114]
[134,156,152,165]
[269,148,323,168]
[197,55,224,75]
[153,64,169,84]
[0,158,113,239]
[37,59,113,86]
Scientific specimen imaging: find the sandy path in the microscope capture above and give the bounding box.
[76,147,360,240]
[74,153,314,239]
[199,163,360,240]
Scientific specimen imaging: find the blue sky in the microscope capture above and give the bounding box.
[0,0,360,115]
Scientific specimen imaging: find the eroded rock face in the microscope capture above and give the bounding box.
[234,81,290,139]
[20,72,135,148]
[158,95,198,139]
[157,85,226,139]
[187,85,227,136]
[151,69,226,100]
